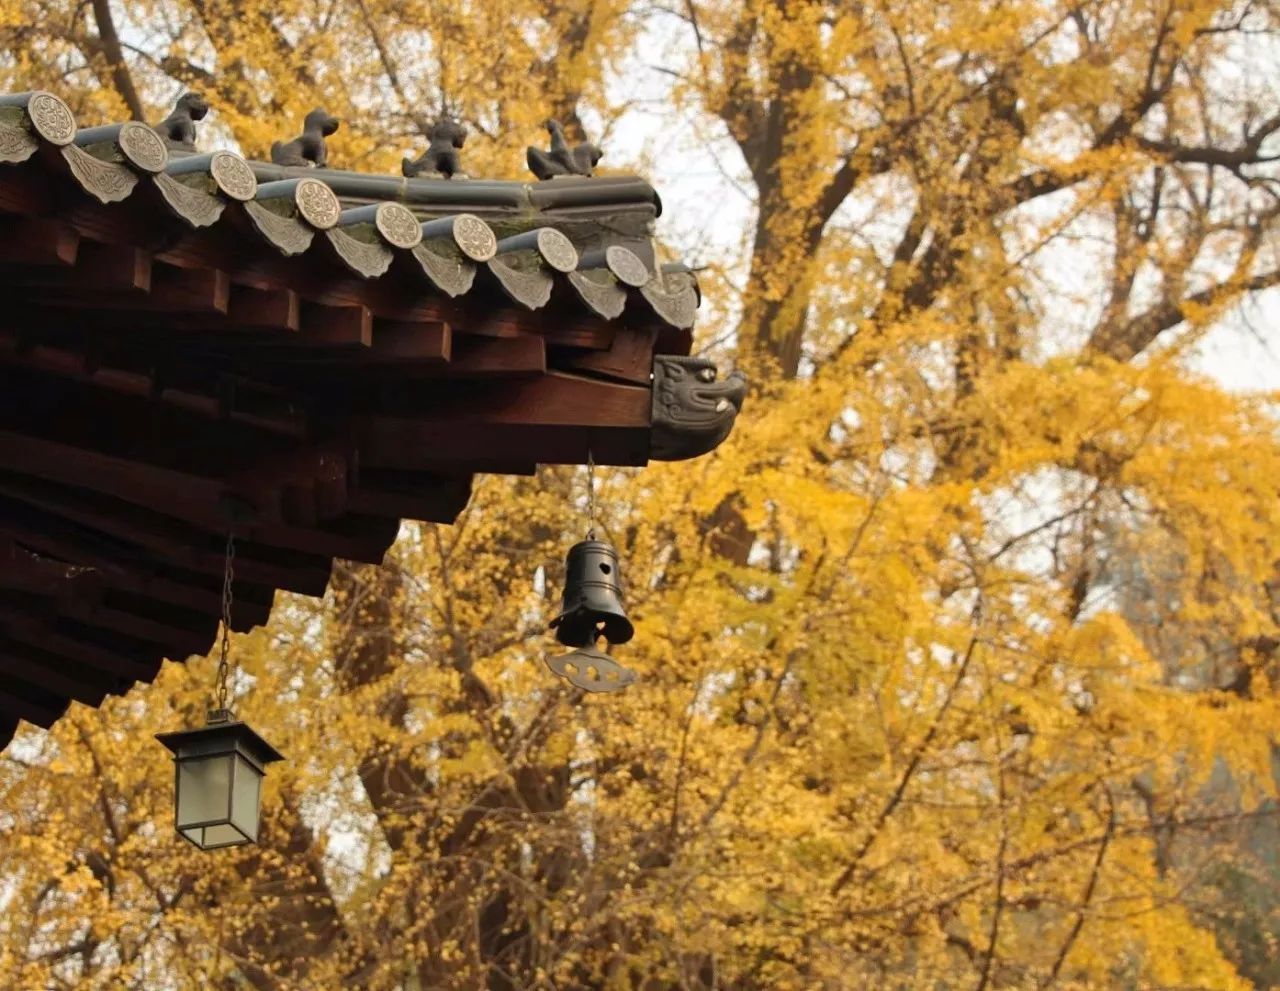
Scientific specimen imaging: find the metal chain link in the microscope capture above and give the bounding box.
[214,530,235,713]
[586,451,597,540]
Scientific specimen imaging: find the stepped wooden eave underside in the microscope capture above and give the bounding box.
[0,91,746,749]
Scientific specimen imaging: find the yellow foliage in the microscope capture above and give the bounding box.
[0,0,1279,988]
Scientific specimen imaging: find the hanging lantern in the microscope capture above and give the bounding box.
[156,709,284,850]
[156,531,283,849]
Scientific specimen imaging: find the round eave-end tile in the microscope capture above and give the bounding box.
[605,245,650,288]
[375,202,423,249]
[536,227,578,273]
[453,214,497,262]
[118,121,168,173]
[294,177,341,230]
[27,92,76,146]
[209,151,257,201]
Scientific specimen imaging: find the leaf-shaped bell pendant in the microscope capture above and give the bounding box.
[547,539,636,693]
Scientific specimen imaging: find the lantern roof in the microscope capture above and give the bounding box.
[0,91,747,749]
[156,716,286,769]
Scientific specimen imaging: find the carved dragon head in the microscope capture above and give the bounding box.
[650,356,747,461]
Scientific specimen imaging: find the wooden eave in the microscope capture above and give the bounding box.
[0,92,710,746]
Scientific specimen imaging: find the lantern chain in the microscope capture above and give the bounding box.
[214,530,235,714]
[586,451,597,540]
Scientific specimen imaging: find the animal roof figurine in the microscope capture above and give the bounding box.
[153,92,209,150]
[527,119,602,180]
[271,108,340,168]
[402,116,468,178]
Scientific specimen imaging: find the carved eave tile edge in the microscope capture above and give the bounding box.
[649,355,747,462]
[0,92,76,168]
[54,121,167,205]
[242,199,314,256]
[414,244,478,298]
[242,176,340,257]
[487,257,554,310]
[325,227,394,278]
[152,150,258,229]
[322,202,422,279]
[152,171,224,228]
[410,214,496,298]
[0,112,38,164]
[151,150,254,229]
[486,227,578,311]
[566,270,627,320]
[567,245,651,320]
[60,144,137,204]
[639,267,700,331]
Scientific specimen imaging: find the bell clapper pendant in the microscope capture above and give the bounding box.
[546,637,637,693]
[547,464,638,692]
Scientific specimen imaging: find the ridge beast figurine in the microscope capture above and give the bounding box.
[402,116,468,178]
[527,119,602,180]
[271,108,340,167]
[153,92,209,149]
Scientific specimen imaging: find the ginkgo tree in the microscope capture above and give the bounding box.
[1,0,1280,988]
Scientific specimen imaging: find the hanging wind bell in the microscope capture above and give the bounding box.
[546,455,638,693]
[156,532,283,850]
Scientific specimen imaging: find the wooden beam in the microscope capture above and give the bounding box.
[265,334,547,389]
[0,638,122,706]
[0,376,329,525]
[155,214,283,272]
[0,428,231,524]
[0,682,66,728]
[149,265,230,314]
[0,164,61,218]
[462,306,617,350]
[1,524,270,632]
[19,262,228,314]
[0,607,157,682]
[0,334,306,439]
[0,216,79,266]
[229,286,300,332]
[0,482,334,594]
[0,241,148,296]
[368,320,450,360]
[60,598,215,660]
[0,538,100,597]
[446,334,544,376]
[553,326,657,385]
[77,241,150,293]
[345,471,474,524]
[0,417,379,568]
[257,319,450,365]
[371,370,649,424]
[8,240,150,295]
[356,372,651,467]
[301,304,372,346]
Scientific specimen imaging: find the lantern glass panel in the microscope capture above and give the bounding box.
[230,753,262,842]
[175,754,233,831]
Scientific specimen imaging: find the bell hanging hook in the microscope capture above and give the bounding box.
[586,450,597,541]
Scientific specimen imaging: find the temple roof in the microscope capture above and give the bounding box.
[0,91,744,747]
